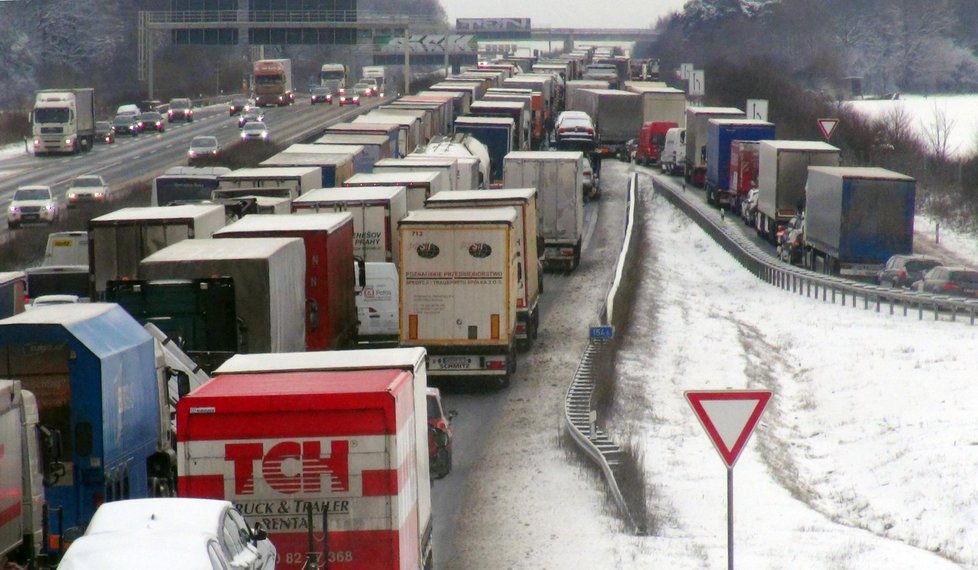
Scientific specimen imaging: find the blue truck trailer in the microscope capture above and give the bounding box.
[802,166,916,278]
[454,115,515,185]
[705,118,776,207]
[0,303,176,552]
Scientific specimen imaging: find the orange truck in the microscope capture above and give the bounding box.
[253,59,295,107]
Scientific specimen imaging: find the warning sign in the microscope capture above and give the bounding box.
[685,389,771,468]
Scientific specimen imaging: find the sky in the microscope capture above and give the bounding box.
[441,0,687,29]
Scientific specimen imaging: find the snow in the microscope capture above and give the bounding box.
[446,159,978,569]
[847,94,978,158]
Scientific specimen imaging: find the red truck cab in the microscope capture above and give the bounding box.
[635,121,678,166]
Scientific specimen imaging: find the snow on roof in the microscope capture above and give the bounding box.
[282,143,365,155]
[808,166,915,181]
[760,140,839,151]
[214,212,352,235]
[293,186,406,203]
[315,133,390,144]
[91,204,224,223]
[686,106,744,115]
[708,118,775,127]
[506,150,584,160]
[219,166,319,179]
[347,171,441,184]
[400,206,517,225]
[260,152,352,167]
[60,530,219,568]
[215,347,426,374]
[427,188,535,204]
[454,116,515,126]
[140,237,303,263]
[85,498,231,536]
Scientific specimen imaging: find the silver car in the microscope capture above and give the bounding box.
[66,175,110,208]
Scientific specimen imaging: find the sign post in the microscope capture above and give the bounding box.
[685,389,772,570]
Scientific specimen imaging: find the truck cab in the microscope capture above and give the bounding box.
[635,121,678,166]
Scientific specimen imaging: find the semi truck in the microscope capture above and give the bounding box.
[0,304,178,552]
[151,166,232,207]
[178,347,434,570]
[372,157,457,191]
[0,379,48,568]
[729,140,761,217]
[755,140,841,242]
[88,204,227,298]
[345,171,446,212]
[31,88,96,155]
[282,143,370,176]
[704,118,776,207]
[291,186,408,266]
[218,166,322,200]
[575,89,642,161]
[503,151,585,271]
[361,65,387,95]
[319,63,348,93]
[417,134,490,190]
[253,59,295,107]
[802,167,916,278]
[623,83,686,126]
[139,238,307,354]
[684,107,744,187]
[425,188,542,349]
[214,213,360,351]
[469,100,531,152]
[398,208,519,387]
[453,116,515,185]
[315,133,395,171]
[325,122,402,160]
[260,151,355,188]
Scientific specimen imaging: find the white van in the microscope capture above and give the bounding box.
[43,231,90,266]
[355,262,399,345]
[661,127,686,176]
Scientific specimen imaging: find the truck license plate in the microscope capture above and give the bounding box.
[433,356,473,370]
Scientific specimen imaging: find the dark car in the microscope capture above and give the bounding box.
[913,266,978,298]
[237,108,265,128]
[337,87,360,106]
[427,387,456,479]
[167,97,194,123]
[137,111,166,133]
[310,86,334,105]
[111,115,139,137]
[138,99,162,112]
[228,96,251,116]
[95,121,115,144]
[877,254,943,289]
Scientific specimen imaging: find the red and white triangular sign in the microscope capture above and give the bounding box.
[685,389,772,468]
[817,118,839,140]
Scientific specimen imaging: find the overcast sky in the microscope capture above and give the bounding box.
[442,0,687,29]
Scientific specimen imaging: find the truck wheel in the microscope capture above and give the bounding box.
[572,241,582,270]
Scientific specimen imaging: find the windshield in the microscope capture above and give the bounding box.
[14,188,50,201]
[34,108,70,123]
[951,271,978,285]
[154,177,221,205]
[320,71,345,81]
[191,138,218,150]
[112,117,132,126]
[73,178,102,187]
[243,123,266,132]
[255,75,283,85]
[170,99,191,109]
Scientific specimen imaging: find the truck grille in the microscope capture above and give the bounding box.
[40,127,64,134]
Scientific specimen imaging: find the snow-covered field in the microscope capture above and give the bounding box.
[847,94,978,159]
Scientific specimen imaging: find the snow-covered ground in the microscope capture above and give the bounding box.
[847,94,978,159]
[447,160,978,569]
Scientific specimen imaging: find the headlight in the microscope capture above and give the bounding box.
[67,192,76,199]
[9,206,17,213]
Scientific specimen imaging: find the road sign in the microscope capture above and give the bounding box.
[589,325,614,340]
[689,70,705,97]
[746,99,768,121]
[685,389,771,468]
[382,34,477,54]
[680,63,693,80]
[817,118,839,140]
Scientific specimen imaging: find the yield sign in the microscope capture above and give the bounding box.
[817,118,839,140]
[685,390,771,468]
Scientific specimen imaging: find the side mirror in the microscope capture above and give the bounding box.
[251,522,268,543]
[175,370,191,399]
[354,256,366,289]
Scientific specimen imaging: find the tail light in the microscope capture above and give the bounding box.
[943,282,959,291]
[898,270,906,281]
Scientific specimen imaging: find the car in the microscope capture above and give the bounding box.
[776,214,805,265]
[352,81,377,98]
[111,114,140,137]
[554,111,596,146]
[167,97,194,122]
[337,87,360,106]
[427,387,456,479]
[310,86,334,105]
[625,138,638,162]
[877,254,944,289]
[228,96,251,116]
[138,111,166,133]
[66,174,110,208]
[8,185,59,228]
[115,103,141,118]
[138,99,163,113]
[912,266,978,298]
[240,121,270,142]
[740,187,759,226]
[581,155,599,200]
[94,120,114,144]
[238,108,265,128]
[27,294,80,310]
[57,498,276,570]
[187,136,221,165]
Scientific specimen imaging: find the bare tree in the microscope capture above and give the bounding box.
[920,102,957,164]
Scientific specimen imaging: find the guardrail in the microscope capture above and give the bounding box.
[653,176,978,325]
[564,172,643,533]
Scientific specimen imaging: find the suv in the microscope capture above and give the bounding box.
[167,98,194,123]
[8,185,59,228]
[427,387,456,479]
[187,136,221,165]
[913,266,978,297]
[66,175,110,207]
[877,254,943,289]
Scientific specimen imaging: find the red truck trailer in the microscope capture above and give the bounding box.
[177,347,433,570]
[213,213,359,351]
